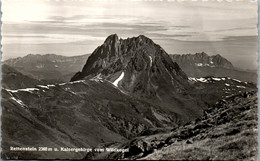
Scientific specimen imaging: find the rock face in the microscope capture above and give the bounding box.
[170,52,257,83]
[70,34,207,125]
[3,54,90,82]
[71,34,189,97]
[171,52,233,69]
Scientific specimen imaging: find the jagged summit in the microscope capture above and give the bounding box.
[103,34,153,45]
[104,33,119,44]
[71,34,189,97]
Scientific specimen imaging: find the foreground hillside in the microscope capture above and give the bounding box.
[2,78,256,160]
[2,64,43,89]
[143,91,258,160]
[96,90,257,160]
[1,79,155,159]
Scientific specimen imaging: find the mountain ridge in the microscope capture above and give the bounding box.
[171,52,233,69]
[170,52,257,83]
[2,64,43,89]
[3,53,90,82]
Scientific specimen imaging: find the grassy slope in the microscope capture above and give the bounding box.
[142,91,258,160]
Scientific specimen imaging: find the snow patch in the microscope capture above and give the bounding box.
[188,77,197,82]
[113,72,124,87]
[10,97,26,107]
[236,85,246,88]
[37,85,49,89]
[212,78,222,81]
[233,79,242,83]
[68,80,86,84]
[90,73,103,82]
[7,88,39,93]
[195,63,203,67]
[197,78,207,82]
[149,56,152,67]
[37,84,55,88]
[36,64,44,68]
[6,89,18,93]
[19,88,39,93]
[189,77,227,83]
[188,77,207,83]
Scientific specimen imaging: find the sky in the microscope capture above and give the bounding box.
[1,0,258,70]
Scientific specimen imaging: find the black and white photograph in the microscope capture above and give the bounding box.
[1,0,258,160]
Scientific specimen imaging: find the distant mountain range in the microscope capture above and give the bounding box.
[1,34,257,160]
[3,50,256,85]
[3,54,90,82]
[171,52,233,69]
[170,52,257,83]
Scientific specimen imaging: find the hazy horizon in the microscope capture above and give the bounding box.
[1,0,258,70]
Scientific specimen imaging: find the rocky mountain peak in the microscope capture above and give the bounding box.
[71,34,189,97]
[104,33,120,44]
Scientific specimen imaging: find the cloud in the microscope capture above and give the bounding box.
[1,0,258,69]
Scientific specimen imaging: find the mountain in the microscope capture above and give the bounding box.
[170,53,257,83]
[1,34,257,160]
[171,52,233,69]
[2,64,43,89]
[88,90,257,160]
[3,54,90,82]
[71,34,209,124]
